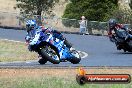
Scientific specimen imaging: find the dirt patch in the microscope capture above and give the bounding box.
[0,69,132,79]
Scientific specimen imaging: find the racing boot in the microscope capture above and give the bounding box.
[70,47,75,51]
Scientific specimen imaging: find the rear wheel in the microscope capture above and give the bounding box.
[40,46,60,64]
[123,49,127,52]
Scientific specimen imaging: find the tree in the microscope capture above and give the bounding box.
[112,9,132,24]
[16,0,59,16]
[130,0,132,9]
[63,0,118,21]
[115,0,132,24]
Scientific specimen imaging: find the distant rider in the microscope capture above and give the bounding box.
[108,19,132,49]
[25,20,74,51]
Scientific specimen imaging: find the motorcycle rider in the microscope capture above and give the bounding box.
[25,19,74,51]
[108,18,132,49]
[25,20,37,43]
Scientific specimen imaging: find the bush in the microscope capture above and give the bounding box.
[63,0,118,21]
[62,0,118,27]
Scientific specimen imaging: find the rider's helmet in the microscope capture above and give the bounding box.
[108,19,117,29]
[26,20,37,32]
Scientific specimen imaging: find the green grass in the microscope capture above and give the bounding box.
[0,77,132,88]
[0,40,38,62]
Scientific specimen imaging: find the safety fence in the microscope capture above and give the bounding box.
[0,12,131,35]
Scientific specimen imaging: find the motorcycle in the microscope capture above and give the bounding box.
[110,28,132,52]
[28,30,81,64]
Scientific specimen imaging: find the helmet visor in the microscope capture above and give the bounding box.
[26,24,35,32]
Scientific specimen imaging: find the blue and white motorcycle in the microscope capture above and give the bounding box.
[28,30,81,64]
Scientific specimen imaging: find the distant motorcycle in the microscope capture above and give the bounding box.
[28,31,81,64]
[109,28,132,52]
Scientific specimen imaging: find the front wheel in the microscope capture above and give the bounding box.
[70,50,81,64]
[38,58,47,65]
[40,46,60,64]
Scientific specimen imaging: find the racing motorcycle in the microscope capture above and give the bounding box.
[28,30,81,64]
[110,28,132,52]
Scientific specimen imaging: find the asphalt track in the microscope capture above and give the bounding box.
[0,28,132,68]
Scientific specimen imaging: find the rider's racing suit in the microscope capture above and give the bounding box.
[108,24,132,42]
[25,26,72,51]
[108,24,132,50]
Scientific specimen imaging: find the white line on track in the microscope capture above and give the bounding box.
[0,38,24,43]
[26,62,32,63]
[0,60,38,64]
[0,61,25,64]
[78,51,88,59]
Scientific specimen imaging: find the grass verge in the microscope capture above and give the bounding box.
[0,69,132,88]
[1,77,131,88]
[0,40,38,62]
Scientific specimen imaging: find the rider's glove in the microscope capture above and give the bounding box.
[25,36,31,41]
[109,35,116,42]
[28,45,32,51]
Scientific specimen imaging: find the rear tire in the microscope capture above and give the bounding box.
[40,48,60,64]
[123,49,126,52]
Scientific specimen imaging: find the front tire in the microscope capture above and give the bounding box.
[38,58,47,65]
[40,47,60,64]
[70,50,81,64]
